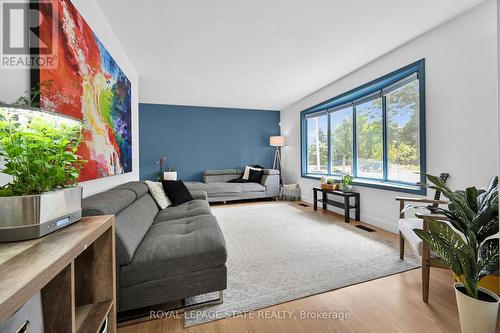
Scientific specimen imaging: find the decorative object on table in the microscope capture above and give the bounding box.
[0,105,86,242]
[161,180,194,206]
[280,184,300,201]
[312,187,360,223]
[33,0,132,182]
[321,177,339,191]
[156,156,167,181]
[269,136,285,184]
[412,174,499,333]
[340,174,353,192]
[163,168,178,181]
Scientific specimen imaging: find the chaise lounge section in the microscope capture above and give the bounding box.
[185,168,280,203]
[81,181,227,313]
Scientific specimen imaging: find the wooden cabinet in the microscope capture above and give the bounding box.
[0,215,116,333]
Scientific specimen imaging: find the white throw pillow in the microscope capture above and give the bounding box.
[242,166,262,180]
[145,181,171,209]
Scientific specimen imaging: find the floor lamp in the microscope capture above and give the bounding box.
[270,136,285,185]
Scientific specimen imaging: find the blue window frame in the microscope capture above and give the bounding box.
[300,59,426,194]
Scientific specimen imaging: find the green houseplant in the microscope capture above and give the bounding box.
[0,110,85,196]
[340,174,353,192]
[0,105,87,242]
[156,156,177,181]
[413,174,499,333]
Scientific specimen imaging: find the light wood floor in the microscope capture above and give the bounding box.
[118,201,499,333]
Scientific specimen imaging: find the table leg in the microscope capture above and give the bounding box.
[322,191,327,210]
[355,195,360,221]
[344,196,350,223]
[313,189,317,211]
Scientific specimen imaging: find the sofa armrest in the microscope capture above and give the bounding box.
[261,170,280,197]
[263,169,279,175]
[190,190,208,200]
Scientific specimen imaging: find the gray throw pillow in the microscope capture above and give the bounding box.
[145,180,172,209]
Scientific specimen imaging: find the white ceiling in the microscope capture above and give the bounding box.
[96,0,486,110]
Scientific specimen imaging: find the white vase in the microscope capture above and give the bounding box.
[163,171,177,181]
[454,282,499,333]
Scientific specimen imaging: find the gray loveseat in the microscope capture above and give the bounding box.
[81,181,227,313]
[185,168,280,203]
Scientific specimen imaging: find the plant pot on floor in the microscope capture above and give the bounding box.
[454,282,499,333]
[164,171,178,181]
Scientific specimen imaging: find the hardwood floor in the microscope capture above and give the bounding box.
[118,201,499,333]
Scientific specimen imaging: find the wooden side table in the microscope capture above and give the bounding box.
[313,187,360,223]
[0,215,116,333]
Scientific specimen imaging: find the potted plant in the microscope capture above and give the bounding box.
[413,174,499,333]
[340,174,353,192]
[163,168,177,181]
[156,157,167,181]
[0,104,86,241]
[156,157,177,181]
[321,177,338,190]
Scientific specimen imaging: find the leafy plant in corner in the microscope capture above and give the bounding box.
[0,110,86,196]
[413,174,499,299]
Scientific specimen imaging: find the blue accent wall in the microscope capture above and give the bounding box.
[139,103,280,181]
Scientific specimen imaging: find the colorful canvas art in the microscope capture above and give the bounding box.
[34,0,132,181]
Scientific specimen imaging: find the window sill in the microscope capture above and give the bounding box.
[301,174,426,195]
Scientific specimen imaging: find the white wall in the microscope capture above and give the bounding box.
[281,0,498,233]
[0,0,139,197]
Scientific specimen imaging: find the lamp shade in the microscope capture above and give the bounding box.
[269,136,285,147]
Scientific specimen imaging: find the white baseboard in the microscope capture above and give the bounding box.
[300,197,398,234]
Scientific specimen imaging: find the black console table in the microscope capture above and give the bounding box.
[312,187,360,223]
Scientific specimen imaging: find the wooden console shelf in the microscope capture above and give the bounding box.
[0,215,116,333]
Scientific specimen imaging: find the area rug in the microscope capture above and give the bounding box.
[184,203,420,327]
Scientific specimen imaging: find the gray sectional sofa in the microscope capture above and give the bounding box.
[81,181,227,313]
[185,168,280,203]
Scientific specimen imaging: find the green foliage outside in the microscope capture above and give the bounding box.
[0,109,86,196]
[308,81,420,176]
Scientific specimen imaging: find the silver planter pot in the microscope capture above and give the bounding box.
[0,186,82,242]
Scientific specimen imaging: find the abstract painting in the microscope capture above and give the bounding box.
[33,0,132,181]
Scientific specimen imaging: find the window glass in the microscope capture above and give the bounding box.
[356,98,383,179]
[330,107,353,175]
[306,114,328,174]
[387,80,420,183]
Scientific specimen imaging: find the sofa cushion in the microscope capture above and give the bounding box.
[120,215,227,287]
[204,170,243,184]
[82,189,136,216]
[145,181,171,209]
[189,190,208,200]
[240,183,266,192]
[162,180,194,206]
[204,169,242,175]
[205,183,241,194]
[113,181,149,198]
[115,194,159,265]
[184,182,207,192]
[154,199,211,223]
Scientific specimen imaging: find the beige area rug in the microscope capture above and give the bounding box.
[185,202,420,327]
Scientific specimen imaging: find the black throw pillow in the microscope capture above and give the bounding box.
[228,178,248,183]
[161,180,193,206]
[247,168,264,183]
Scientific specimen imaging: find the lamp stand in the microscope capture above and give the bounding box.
[272,146,283,185]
